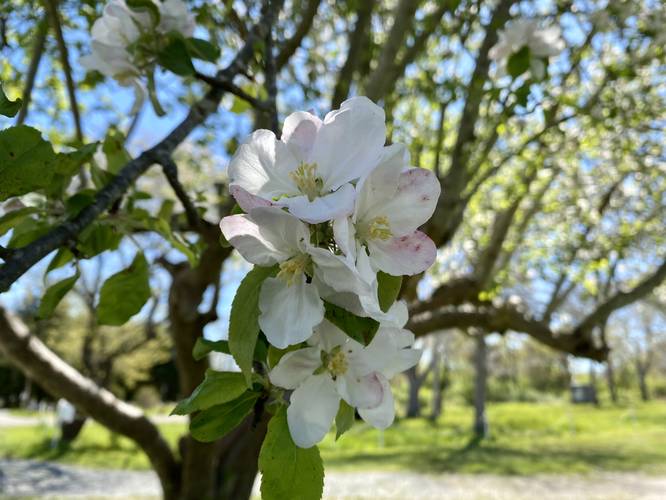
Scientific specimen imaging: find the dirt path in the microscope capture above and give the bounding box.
[2,459,666,499]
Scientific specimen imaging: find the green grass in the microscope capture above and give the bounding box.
[1,401,666,475]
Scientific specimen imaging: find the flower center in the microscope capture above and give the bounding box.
[327,348,348,377]
[289,162,322,201]
[367,216,392,240]
[276,254,310,286]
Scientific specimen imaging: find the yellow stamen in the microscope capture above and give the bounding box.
[289,162,321,200]
[367,216,392,240]
[277,254,310,286]
[327,349,348,376]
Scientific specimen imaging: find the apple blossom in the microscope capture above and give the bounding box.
[227,97,386,224]
[490,18,565,79]
[333,143,440,277]
[269,320,421,448]
[220,206,373,348]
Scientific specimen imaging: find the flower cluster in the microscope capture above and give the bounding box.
[490,18,565,79]
[80,0,194,111]
[220,97,440,447]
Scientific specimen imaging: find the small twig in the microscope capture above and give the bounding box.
[160,157,204,231]
[16,17,48,125]
[263,1,279,134]
[193,71,270,111]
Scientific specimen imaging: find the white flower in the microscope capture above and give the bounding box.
[490,18,565,79]
[333,143,440,277]
[220,207,373,348]
[158,0,195,36]
[269,320,421,448]
[227,97,386,224]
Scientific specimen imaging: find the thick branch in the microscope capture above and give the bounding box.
[275,0,321,70]
[0,308,180,499]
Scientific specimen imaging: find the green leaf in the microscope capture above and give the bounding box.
[97,252,151,326]
[0,125,57,201]
[377,271,402,313]
[102,129,131,174]
[507,46,531,79]
[55,143,98,176]
[267,344,302,370]
[335,400,355,440]
[172,370,248,415]
[324,301,379,346]
[126,0,160,24]
[190,391,259,442]
[229,265,278,386]
[0,84,23,117]
[7,217,50,248]
[157,36,195,76]
[185,37,220,62]
[38,271,79,319]
[47,248,75,273]
[0,207,38,237]
[77,223,122,258]
[193,338,230,360]
[259,407,324,500]
[514,83,531,107]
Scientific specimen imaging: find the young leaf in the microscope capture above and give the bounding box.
[507,46,531,79]
[0,125,57,201]
[324,301,379,346]
[267,344,302,370]
[157,36,195,76]
[185,38,220,62]
[377,271,402,313]
[102,129,131,174]
[192,337,230,360]
[172,370,248,415]
[97,252,151,326]
[190,391,259,442]
[0,84,23,117]
[259,407,324,500]
[126,0,160,24]
[46,248,75,273]
[229,265,278,386]
[38,271,80,319]
[335,399,355,440]
[0,207,38,237]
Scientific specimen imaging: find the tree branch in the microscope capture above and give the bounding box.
[0,3,279,293]
[16,17,48,125]
[0,308,180,499]
[275,0,321,70]
[160,157,206,231]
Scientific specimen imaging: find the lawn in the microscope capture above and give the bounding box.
[1,401,666,475]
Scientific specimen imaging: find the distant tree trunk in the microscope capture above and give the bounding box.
[636,362,650,402]
[405,365,423,418]
[473,333,488,438]
[60,414,86,443]
[430,342,445,421]
[605,357,618,404]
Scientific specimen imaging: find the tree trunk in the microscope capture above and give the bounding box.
[605,357,618,404]
[430,343,444,421]
[60,415,87,443]
[405,366,422,418]
[636,363,650,402]
[473,334,488,438]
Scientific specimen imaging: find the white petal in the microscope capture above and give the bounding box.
[219,214,290,266]
[311,96,386,191]
[367,230,437,276]
[229,185,274,212]
[310,247,372,296]
[287,374,340,448]
[259,276,324,348]
[281,111,322,159]
[249,206,311,254]
[362,327,421,379]
[368,168,440,235]
[269,347,321,389]
[280,183,356,224]
[315,319,362,353]
[336,371,384,409]
[228,129,299,200]
[355,144,408,221]
[358,373,395,429]
[332,217,357,262]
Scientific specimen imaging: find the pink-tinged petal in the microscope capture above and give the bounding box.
[358,373,395,429]
[258,276,324,349]
[367,230,437,275]
[227,129,299,199]
[219,214,289,265]
[269,347,321,389]
[287,374,340,448]
[368,168,441,235]
[281,111,322,159]
[312,97,386,191]
[281,183,356,224]
[336,371,384,410]
[229,185,273,213]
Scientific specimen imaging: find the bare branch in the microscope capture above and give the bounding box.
[0,308,180,498]
[160,157,206,231]
[275,0,322,70]
[193,71,270,111]
[16,17,48,125]
[263,1,279,134]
